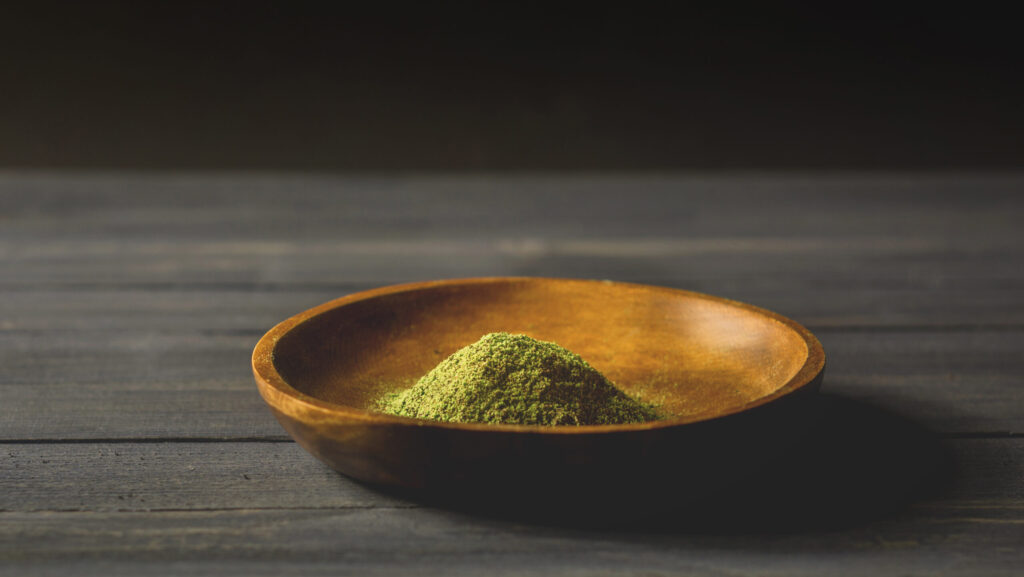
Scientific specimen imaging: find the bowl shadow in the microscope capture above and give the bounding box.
[370,393,953,533]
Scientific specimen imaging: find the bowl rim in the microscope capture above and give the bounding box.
[252,277,826,435]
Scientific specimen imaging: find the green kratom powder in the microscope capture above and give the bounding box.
[380,332,659,426]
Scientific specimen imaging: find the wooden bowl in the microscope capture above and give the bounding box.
[253,277,825,515]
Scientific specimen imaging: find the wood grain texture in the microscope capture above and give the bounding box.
[3,286,1024,330]
[0,442,406,511]
[2,439,1023,573]
[2,172,1022,576]
[4,238,1021,293]
[1,330,1020,439]
[2,439,1020,512]
[2,172,1022,241]
[0,506,1020,576]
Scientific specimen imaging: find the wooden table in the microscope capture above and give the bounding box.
[2,172,1021,575]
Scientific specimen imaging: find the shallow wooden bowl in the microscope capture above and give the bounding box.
[253,277,825,514]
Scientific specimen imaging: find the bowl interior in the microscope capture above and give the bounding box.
[271,279,813,421]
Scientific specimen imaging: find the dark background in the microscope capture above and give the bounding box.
[2,4,1021,170]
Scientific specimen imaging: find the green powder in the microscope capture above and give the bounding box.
[379,332,659,426]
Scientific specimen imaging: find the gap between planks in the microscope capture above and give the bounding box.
[1,431,1021,444]
[6,325,1024,336]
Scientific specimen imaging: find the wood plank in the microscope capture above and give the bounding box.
[3,238,1022,292]
[0,505,1019,576]
[2,172,1022,242]
[2,286,1022,332]
[1,440,1021,575]
[1,438,1020,513]
[0,442,406,511]
[0,384,281,440]
[818,330,1024,434]
[0,331,1021,439]
[0,332,250,387]
[0,289,359,332]
[2,175,1022,295]
[4,173,1020,325]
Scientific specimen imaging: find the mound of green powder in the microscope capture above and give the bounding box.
[380,332,658,426]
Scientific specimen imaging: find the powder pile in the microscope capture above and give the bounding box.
[380,332,658,426]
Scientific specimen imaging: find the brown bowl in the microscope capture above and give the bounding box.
[253,277,825,514]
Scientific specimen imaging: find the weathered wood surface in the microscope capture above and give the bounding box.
[4,237,1021,290]
[3,286,1024,330]
[3,438,1021,512]
[2,330,1020,439]
[1,172,1022,575]
[2,173,1021,241]
[2,437,1022,573]
[0,506,1020,577]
